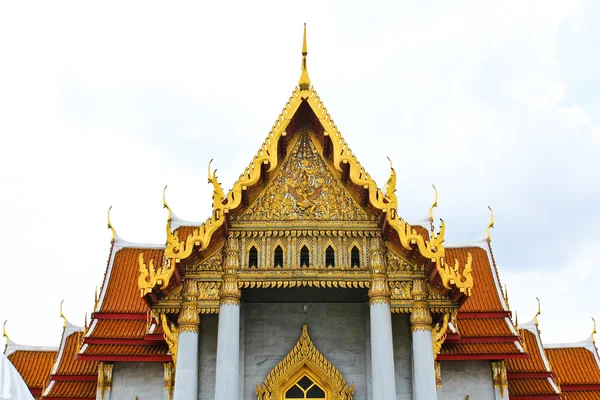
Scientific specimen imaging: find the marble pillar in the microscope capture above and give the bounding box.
[410,279,437,400]
[367,239,396,400]
[173,280,200,400]
[214,237,242,400]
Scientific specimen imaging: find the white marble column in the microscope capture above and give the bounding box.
[96,362,113,400]
[215,237,242,400]
[410,279,437,400]
[368,240,396,400]
[173,280,200,400]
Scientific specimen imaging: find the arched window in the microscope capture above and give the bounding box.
[248,246,258,268]
[284,375,326,399]
[325,246,335,268]
[351,246,360,268]
[274,245,284,268]
[300,245,310,267]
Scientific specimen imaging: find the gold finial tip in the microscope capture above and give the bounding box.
[592,317,597,343]
[60,300,67,328]
[486,206,495,243]
[534,297,541,325]
[107,206,116,242]
[3,320,8,340]
[298,24,311,90]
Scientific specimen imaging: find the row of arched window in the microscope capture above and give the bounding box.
[247,245,361,268]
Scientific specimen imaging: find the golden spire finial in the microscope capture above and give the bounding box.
[107,206,116,243]
[84,312,88,331]
[384,157,397,200]
[592,317,597,343]
[3,320,9,347]
[60,300,67,328]
[534,297,541,326]
[514,311,519,330]
[504,285,510,311]
[486,206,494,243]
[94,286,99,311]
[298,23,311,90]
[163,185,172,222]
[429,184,438,233]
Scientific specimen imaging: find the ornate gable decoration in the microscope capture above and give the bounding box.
[237,131,371,223]
[256,325,354,400]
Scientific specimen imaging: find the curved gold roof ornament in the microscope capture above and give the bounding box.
[94,286,99,311]
[534,297,541,326]
[298,23,311,90]
[3,320,9,347]
[514,311,519,330]
[60,300,67,328]
[592,317,597,344]
[429,184,438,233]
[384,157,397,201]
[486,206,494,243]
[107,206,116,243]
[504,285,510,311]
[207,159,225,211]
[163,185,172,222]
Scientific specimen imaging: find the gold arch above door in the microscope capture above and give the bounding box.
[256,325,354,400]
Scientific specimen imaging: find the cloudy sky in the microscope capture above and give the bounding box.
[1,1,598,348]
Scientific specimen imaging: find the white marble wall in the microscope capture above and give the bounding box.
[110,362,163,400]
[243,302,369,400]
[437,360,495,399]
[198,314,218,400]
[392,314,413,400]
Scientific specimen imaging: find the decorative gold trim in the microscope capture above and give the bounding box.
[592,317,597,344]
[256,325,354,400]
[138,253,176,297]
[492,360,508,398]
[178,279,200,333]
[220,237,241,306]
[160,314,179,363]
[298,24,311,90]
[411,280,432,332]
[435,361,442,389]
[429,184,438,234]
[164,362,174,400]
[368,240,391,305]
[534,297,541,326]
[59,300,67,328]
[486,206,494,243]
[3,320,8,348]
[432,313,450,359]
[107,206,116,243]
[97,362,113,400]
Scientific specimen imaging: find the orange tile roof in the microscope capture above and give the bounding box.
[174,226,198,241]
[563,392,600,400]
[546,347,600,385]
[508,329,549,373]
[101,248,163,313]
[440,342,521,355]
[7,350,57,390]
[508,378,557,395]
[450,246,505,313]
[459,318,514,337]
[82,343,168,356]
[45,381,96,398]
[55,331,97,376]
[88,319,147,339]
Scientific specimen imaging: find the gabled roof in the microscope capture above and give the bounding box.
[42,320,96,400]
[81,235,170,363]
[545,335,600,387]
[5,342,57,399]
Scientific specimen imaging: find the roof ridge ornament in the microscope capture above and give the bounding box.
[429,184,438,234]
[486,206,494,243]
[3,320,8,348]
[163,185,172,222]
[298,23,311,90]
[534,297,541,326]
[592,317,597,344]
[107,206,116,243]
[60,300,67,328]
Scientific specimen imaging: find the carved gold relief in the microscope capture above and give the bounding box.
[238,131,370,223]
[220,238,241,306]
[164,362,174,400]
[390,281,412,300]
[435,361,442,389]
[256,325,354,400]
[368,240,390,305]
[138,253,176,297]
[97,362,113,400]
[160,314,178,363]
[178,280,200,333]
[492,361,508,398]
[411,279,432,332]
[432,313,450,359]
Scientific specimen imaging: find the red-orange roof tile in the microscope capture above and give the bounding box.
[56,331,97,376]
[450,246,505,313]
[459,318,514,337]
[440,342,521,355]
[508,378,557,395]
[45,380,96,398]
[546,347,600,386]
[7,350,57,390]
[101,248,163,313]
[88,320,147,339]
[563,391,600,400]
[83,344,168,356]
[508,329,550,373]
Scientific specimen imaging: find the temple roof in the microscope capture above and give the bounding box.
[545,340,600,386]
[6,348,57,399]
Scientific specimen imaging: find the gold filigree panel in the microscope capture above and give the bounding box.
[238,131,371,223]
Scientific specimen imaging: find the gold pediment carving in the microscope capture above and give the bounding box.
[237,131,372,223]
[256,324,354,400]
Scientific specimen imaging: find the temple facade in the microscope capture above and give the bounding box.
[3,27,600,400]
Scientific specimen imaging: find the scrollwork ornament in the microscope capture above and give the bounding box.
[97,362,113,400]
[492,360,508,398]
[220,237,241,306]
[164,362,175,400]
[178,279,200,333]
[432,313,450,359]
[411,279,432,331]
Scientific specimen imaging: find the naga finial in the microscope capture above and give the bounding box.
[298,23,311,90]
[163,185,172,222]
[384,157,397,201]
[514,311,519,330]
[534,297,541,326]
[486,206,494,243]
[84,312,88,331]
[94,286,99,311]
[429,184,438,233]
[592,317,597,343]
[60,300,67,328]
[107,206,116,243]
[207,159,225,208]
[3,320,9,347]
[504,285,510,311]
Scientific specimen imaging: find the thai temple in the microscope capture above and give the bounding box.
[3,26,600,400]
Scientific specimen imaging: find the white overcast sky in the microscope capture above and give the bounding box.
[1,1,599,347]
